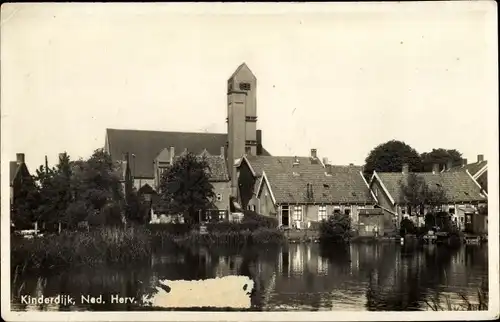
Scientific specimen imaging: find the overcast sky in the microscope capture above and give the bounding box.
[1,2,497,173]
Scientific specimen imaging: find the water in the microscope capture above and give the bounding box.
[11,243,488,311]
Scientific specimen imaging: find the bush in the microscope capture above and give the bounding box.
[319,213,351,243]
[400,218,416,236]
[242,210,278,228]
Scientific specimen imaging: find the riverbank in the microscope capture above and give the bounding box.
[11,225,286,272]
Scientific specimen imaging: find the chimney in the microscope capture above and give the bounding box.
[402,163,409,174]
[220,146,225,157]
[446,160,453,171]
[477,154,484,163]
[310,149,317,159]
[256,130,262,155]
[16,153,25,165]
[58,153,65,163]
[293,156,300,166]
[349,163,354,166]
[325,164,333,175]
[322,157,329,165]
[462,158,468,167]
[169,146,175,163]
[432,163,440,174]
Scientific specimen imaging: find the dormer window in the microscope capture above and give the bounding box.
[239,82,251,91]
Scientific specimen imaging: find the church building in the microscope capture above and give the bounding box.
[104,63,271,215]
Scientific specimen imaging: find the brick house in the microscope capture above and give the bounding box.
[10,153,36,228]
[235,149,380,233]
[368,163,488,233]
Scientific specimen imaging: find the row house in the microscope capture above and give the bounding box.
[369,163,488,234]
[235,149,387,236]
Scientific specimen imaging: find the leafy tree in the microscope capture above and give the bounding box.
[158,152,215,225]
[125,189,150,225]
[71,149,125,225]
[31,149,125,231]
[421,148,463,172]
[319,212,352,243]
[364,140,422,177]
[399,173,449,227]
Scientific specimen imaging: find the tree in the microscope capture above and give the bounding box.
[125,189,150,225]
[319,212,352,243]
[71,149,125,224]
[421,148,463,172]
[364,140,422,177]
[399,173,449,227]
[158,152,215,225]
[32,149,126,232]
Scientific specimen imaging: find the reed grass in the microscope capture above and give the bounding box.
[424,288,488,311]
[11,225,285,272]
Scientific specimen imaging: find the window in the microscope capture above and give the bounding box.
[218,210,226,221]
[245,146,251,154]
[323,184,330,189]
[318,206,327,221]
[293,206,303,221]
[333,207,341,215]
[401,207,406,215]
[344,207,351,216]
[239,82,251,91]
[374,187,378,197]
[216,193,223,202]
[449,207,455,215]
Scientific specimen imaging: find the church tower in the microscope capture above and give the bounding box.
[227,63,258,196]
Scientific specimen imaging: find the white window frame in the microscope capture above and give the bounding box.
[318,205,327,221]
[333,206,341,215]
[344,206,351,216]
[293,206,303,221]
[218,210,226,220]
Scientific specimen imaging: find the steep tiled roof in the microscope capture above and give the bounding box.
[448,160,487,177]
[106,128,271,178]
[10,161,19,185]
[246,155,374,204]
[375,171,486,204]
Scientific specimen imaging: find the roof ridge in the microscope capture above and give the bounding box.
[106,128,226,136]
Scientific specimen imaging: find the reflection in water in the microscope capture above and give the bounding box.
[11,243,488,311]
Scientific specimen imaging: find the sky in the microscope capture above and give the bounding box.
[1,2,498,174]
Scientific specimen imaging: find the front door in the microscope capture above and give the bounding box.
[465,213,474,233]
[281,206,290,227]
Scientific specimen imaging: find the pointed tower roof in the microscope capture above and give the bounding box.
[229,62,255,80]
